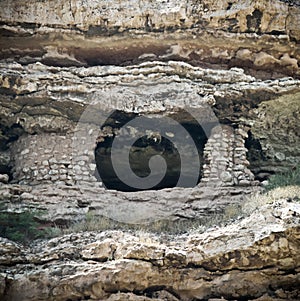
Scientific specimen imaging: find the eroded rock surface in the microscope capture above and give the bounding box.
[0,0,299,188]
[0,61,299,186]
[0,199,299,301]
[0,0,299,79]
[0,1,300,300]
[0,182,259,223]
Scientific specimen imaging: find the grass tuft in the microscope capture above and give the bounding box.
[265,165,300,191]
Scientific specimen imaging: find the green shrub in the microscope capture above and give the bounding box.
[265,165,300,191]
[0,209,55,244]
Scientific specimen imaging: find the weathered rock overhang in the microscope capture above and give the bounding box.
[0,0,300,223]
[0,60,300,223]
[1,61,299,187]
[0,1,300,300]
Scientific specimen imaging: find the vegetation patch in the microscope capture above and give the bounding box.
[62,203,244,236]
[265,164,300,191]
[0,208,56,244]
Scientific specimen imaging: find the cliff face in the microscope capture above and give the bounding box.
[0,0,299,77]
[0,60,299,222]
[0,0,299,175]
[1,196,300,301]
[0,0,300,184]
[0,1,300,300]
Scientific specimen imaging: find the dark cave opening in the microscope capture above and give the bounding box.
[245,130,272,181]
[94,111,209,192]
[0,124,24,183]
[246,9,263,33]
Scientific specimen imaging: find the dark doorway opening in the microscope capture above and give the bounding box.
[95,111,210,192]
[245,130,271,181]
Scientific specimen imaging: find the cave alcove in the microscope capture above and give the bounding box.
[94,111,210,192]
[244,130,272,181]
[0,124,24,182]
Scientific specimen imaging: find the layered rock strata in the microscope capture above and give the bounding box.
[0,198,299,301]
[1,0,300,192]
[1,61,299,184]
[0,61,299,221]
[0,0,299,78]
[0,0,300,300]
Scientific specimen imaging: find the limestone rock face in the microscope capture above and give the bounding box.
[0,0,299,185]
[0,182,260,224]
[0,0,299,77]
[0,199,299,301]
[0,1,300,300]
[0,61,299,185]
[0,0,299,219]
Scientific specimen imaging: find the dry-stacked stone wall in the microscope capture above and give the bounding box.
[202,125,255,186]
[10,132,98,185]
[10,124,255,188]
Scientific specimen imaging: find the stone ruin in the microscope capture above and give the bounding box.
[9,87,254,189]
[1,62,300,224]
[0,0,300,224]
[0,1,300,300]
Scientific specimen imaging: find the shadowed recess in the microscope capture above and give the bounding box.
[94,111,210,191]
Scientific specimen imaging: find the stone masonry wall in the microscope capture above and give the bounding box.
[10,124,255,188]
[10,132,98,186]
[202,125,255,186]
